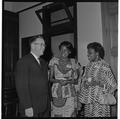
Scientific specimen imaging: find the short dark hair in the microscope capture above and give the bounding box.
[59,41,74,58]
[87,42,105,59]
[29,35,44,46]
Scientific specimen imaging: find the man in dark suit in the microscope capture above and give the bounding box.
[15,35,50,117]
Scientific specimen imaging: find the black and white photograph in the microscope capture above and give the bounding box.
[2,1,118,118]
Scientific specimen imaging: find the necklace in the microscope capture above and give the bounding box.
[58,58,71,73]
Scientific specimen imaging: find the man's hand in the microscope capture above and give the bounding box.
[25,107,33,117]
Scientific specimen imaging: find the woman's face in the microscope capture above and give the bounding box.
[60,46,70,58]
[87,48,98,62]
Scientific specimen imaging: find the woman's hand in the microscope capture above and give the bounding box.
[77,101,82,111]
[59,80,68,86]
[71,109,77,117]
[66,78,78,85]
[83,80,90,88]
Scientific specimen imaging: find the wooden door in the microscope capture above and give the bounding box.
[101,2,118,79]
[3,10,19,117]
[101,2,118,117]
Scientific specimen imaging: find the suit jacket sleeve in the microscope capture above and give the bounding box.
[15,60,32,109]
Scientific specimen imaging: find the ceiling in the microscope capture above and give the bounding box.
[4,2,41,13]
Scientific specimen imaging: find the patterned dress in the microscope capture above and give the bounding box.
[78,59,117,117]
[49,57,80,117]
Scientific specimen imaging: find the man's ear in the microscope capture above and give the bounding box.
[31,43,34,50]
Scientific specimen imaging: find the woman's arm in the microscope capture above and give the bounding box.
[67,69,80,85]
[103,65,117,94]
[49,66,61,84]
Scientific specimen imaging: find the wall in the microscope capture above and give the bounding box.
[4,2,40,12]
[4,2,13,11]
[77,2,103,66]
[12,2,40,12]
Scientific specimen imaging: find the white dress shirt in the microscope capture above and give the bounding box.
[31,52,40,64]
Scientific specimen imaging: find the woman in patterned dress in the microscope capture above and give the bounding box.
[78,42,117,117]
[49,41,81,117]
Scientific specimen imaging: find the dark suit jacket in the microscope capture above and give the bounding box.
[15,53,50,115]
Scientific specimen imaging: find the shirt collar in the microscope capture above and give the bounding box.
[31,51,40,64]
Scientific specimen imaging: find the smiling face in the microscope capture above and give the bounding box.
[60,45,71,58]
[87,48,98,62]
[31,37,45,57]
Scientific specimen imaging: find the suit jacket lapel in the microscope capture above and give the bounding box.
[30,53,41,68]
[39,58,43,69]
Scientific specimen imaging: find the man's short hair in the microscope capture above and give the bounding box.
[29,35,44,46]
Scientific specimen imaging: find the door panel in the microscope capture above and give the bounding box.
[101,2,118,117]
[101,2,118,79]
[3,10,19,117]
